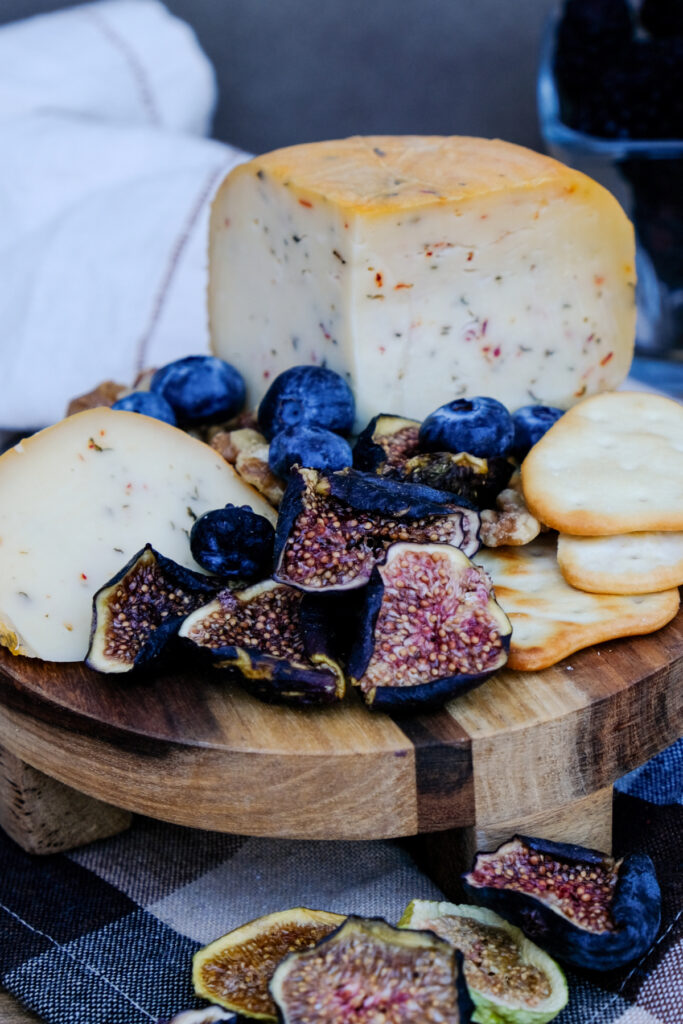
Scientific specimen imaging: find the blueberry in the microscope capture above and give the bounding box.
[512,405,564,459]
[268,426,353,478]
[418,397,515,458]
[111,391,177,425]
[190,504,275,581]
[258,365,355,440]
[151,355,245,425]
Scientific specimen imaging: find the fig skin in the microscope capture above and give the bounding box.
[463,835,662,971]
[86,545,218,674]
[273,467,481,595]
[347,542,511,712]
[179,580,345,706]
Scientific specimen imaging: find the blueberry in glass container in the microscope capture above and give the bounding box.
[419,397,515,458]
[190,504,275,582]
[257,365,355,439]
[268,425,353,477]
[512,405,564,459]
[111,390,177,425]
[150,355,246,425]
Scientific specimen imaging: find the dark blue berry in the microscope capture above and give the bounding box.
[418,397,515,458]
[512,405,564,459]
[111,391,176,425]
[268,426,353,478]
[190,504,275,581]
[258,365,355,440]
[151,355,245,425]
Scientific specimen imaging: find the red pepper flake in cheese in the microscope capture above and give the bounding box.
[493,346,501,358]
[319,323,332,341]
[600,352,614,366]
[394,282,413,290]
[467,251,474,262]
[375,272,383,287]
[299,199,313,208]
[80,573,87,581]
[594,275,605,287]
[263,370,271,379]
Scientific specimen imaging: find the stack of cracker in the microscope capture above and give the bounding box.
[476,392,682,671]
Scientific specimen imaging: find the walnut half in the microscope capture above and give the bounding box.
[480,471,542,547]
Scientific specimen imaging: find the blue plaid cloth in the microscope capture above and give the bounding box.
[1,738,681,1024]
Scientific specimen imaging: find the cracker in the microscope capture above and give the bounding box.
[521,392,683,535]
[557,531,683,594]
[476,536,680,671]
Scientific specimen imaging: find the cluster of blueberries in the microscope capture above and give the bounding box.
[113,355,563,580]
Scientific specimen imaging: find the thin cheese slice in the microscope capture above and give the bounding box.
[209,135,636,429]
[0,408,277,662]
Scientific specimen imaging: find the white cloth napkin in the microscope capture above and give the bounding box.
[0,0,249,432]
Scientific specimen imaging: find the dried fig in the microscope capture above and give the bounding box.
[463,835,661,971]
[269,915,473,1022]
[347,542,511,711]
[274,467,480,594]
[179,580,345,705]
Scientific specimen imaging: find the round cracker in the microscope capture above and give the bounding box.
[521,392,683,535]
[557,531,683,594]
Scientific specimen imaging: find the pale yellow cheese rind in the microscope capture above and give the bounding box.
[209,135,636,427]
[217,134,626,215]
[0,409,276,663]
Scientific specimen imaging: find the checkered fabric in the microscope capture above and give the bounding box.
[1,739,681,1024]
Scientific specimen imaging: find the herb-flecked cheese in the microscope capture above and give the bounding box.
[0,408,276,662]
[209,135,636,429]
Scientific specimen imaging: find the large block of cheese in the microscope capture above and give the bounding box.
[0,409,276,662]
[209,136,636,429]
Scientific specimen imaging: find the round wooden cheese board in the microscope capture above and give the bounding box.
[0,605,680,862]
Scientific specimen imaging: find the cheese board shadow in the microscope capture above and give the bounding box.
[0,605,680,860]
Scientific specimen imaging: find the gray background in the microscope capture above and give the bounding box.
[0,0,558,154]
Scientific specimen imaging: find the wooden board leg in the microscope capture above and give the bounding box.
[406,785,614,902]
[0,743,132,855]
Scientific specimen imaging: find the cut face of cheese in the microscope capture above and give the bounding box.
[209,136,636,430]
[0,409,277,662]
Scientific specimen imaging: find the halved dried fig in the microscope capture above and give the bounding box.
[403,452,514,510]
[352,414,421,474]
[463,835,661,971]
[274,467,480,594]
[86,545,217,673]
[179,580,345,705]
[399,899,568,1024]
[192,908,345,1020]
[347,542,511,711]
[269,915,472,1023]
